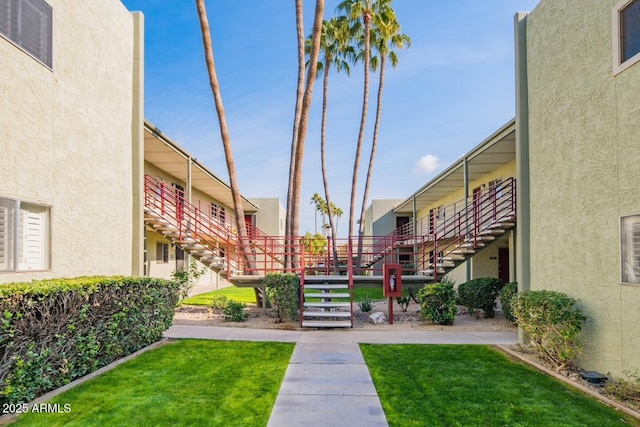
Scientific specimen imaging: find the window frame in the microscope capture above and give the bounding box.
[156,242,169,264]
[620,213,640,285]
[0,196,51,272]
[0,0,53,69]
[613,0,640,75]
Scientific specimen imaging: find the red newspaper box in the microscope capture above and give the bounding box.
[383,264,402,298]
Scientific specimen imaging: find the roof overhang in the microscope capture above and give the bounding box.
[394,119,516,213]
[144,121,258,213]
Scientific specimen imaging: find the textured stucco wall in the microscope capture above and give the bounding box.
[251,198,285,237]
[0,1,136,282]
[525,0,640,375]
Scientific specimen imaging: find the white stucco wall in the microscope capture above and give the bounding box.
[0,1,139,283]
[524,0,640,375]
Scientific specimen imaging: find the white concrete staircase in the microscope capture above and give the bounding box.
[420,214,516,278]
[301,279,353,328]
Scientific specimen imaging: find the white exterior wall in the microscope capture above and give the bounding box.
[0,1,140,283]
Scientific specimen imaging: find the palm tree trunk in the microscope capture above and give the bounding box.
[319,55,340,273]
[357,54,386,268]
[195,0,262,304]
[290,0,325,268]
[350,15,371,270]
[285,0,305,271]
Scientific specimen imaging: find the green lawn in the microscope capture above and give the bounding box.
[182,286,257,306]
[182,285,384,307]
[361,344,638,427]
[13,340,294,427]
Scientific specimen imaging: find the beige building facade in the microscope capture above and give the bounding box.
[0,0,144,283]
[516,0,640,376]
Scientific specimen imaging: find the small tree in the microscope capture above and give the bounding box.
[457,277,502,318]
[171,259,207,303]
[264,273,300,323]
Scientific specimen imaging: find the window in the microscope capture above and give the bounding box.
[489,178,503,198]
[621,214,640,284]
[0,197,50,271]
[614,0,640,74]
[0,0,53,68]
[156,242,169,263]
[211,203,226,225]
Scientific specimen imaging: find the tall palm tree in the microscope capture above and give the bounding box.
[357,3,410,265]
[308,16,354,272]
[194,0,258,297]
[288,0,325,270]
[310,192,324,233]
[337,0,373,243]
[285,0,306,270]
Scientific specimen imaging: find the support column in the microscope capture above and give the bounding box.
[515,11,531,345]
[463,158,471,282]
[130,12,145,277]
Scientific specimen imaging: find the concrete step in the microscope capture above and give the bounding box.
[478,228,506,236]
[304,292,351,299]
[304,284,348,290]
[302,320,352,328]
[303,302,351,309]
[302,311,351,318]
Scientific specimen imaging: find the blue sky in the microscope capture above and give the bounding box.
[121,0,540,236]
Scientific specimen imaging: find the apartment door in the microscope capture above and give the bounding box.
[172,183,185,222]
[429,209,435,235]
[498,247,510,284]
[245,214,256,239]
[396,216,410,236]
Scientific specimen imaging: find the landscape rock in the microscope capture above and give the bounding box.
[369,312,387,325]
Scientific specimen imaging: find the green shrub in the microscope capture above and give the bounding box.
[210,294,228,310]
[499,282,518,322]
[512,290,586,370]
[264,273,300,323]
[418,282,457,325]
[358,294,373,312]
[0,276,179,405]
[224,299,248,322]
[457,277,502,318]
[396,292,411,312]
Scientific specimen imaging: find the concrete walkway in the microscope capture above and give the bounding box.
[164,325,517,427]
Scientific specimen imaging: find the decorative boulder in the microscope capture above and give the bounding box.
[369,312,387,325]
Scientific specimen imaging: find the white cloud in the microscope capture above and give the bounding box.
[413,154,440,175]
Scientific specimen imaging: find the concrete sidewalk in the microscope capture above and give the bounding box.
[267,342,387,427]
[165,325,517,427]
[165,324,518,345]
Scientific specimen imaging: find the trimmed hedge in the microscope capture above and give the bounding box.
[0,276,179,405]
[499,282,518,322]
[418,282,457,325]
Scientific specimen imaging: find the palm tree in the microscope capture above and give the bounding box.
[287,0,325,270]
[310,192,324,233]
[308,16,354,272]
[337,0,373,243]
[285,0,306,270]
[194,0,259,297]
[357,2,410,265]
